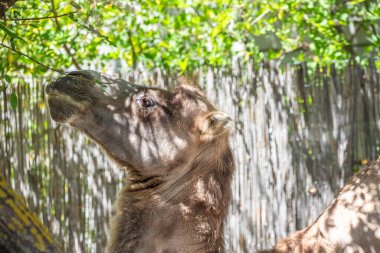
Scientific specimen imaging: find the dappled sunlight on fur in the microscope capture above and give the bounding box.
[260,158,380,253]
[46,71,235,253]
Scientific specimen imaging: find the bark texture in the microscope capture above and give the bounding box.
[0,0,18,17]
[0,175,63,253]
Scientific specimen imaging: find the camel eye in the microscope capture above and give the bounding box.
[137,96,155,109]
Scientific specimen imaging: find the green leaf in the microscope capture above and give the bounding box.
[307,95,313,105]
[0,23,26,43]
[10,92,17,110]
[4,74,11,83]
[179,57,189,73]
[0,0,378,74]
[68,15,116,47]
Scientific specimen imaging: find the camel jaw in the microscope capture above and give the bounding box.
[46,89,92,123]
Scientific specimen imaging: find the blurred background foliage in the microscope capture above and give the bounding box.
[0,0,379,80]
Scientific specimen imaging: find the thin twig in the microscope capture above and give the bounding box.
[127,30,137,69]
[251,9,270,26]
[1,32,6,43]
[0,11,76,21]
[50,0,81,70]
[0,42,66,74]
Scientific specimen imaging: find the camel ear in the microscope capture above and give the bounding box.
[198,111,233,142]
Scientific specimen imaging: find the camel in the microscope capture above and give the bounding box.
[260,158,380,253]
[46,71,235,253]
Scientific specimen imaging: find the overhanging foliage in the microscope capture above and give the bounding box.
[0,1,379,77]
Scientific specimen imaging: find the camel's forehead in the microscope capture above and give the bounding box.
[140,86,212,113]
[66,71,213,112]
[107,83,210,108]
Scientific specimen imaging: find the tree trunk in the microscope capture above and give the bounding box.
[0,0,18,18]
[0,175,63,253]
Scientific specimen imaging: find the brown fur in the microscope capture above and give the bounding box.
[260,158,380,253]
[46,71,235,253]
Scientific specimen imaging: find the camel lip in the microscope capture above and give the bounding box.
[46,87,91,110]
[47,91,74,102]
[46,86,77,102]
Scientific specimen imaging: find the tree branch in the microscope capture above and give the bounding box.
[50,0,81,70]
[0,175,64,253]
[251,9,270,26]
[0,11,76,21]
[127,30,137,69]
[0,43,66,74]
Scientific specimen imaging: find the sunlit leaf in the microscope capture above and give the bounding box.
[0,0,378,76]
[0,23,26,43]
[10,92,17,110]
[4,74,11,83]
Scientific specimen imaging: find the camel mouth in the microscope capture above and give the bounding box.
[47,89,78,103]
[46,74,95,123]
[46,71,97,104]
[46,82,93,105]
[46,70,139,123]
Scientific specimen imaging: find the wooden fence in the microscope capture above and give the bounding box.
[0,60,379,252]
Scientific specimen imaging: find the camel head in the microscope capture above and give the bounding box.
[46,71,232,177]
